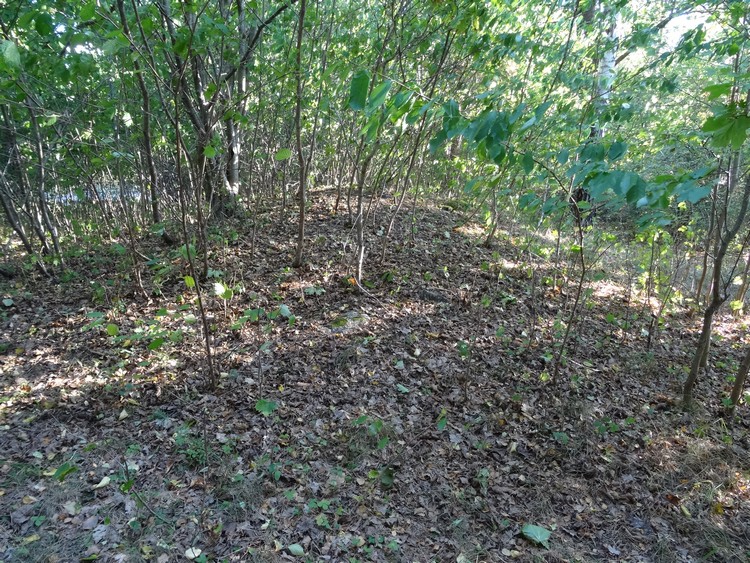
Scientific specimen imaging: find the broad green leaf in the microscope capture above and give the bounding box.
[106,324,119,337]
[677,184,711,204]
[380,466,395,486]
[2,298,13,307]
[274,148,292,161]
[429,130,448,154]
[702,111,750,149]
[534,100,554,119]
[703,83,732,101]
[80,2,96,20]
[362,112,382,142]
[53,462,78,482]
[518,114,536,132]
[367,79,392,111]
[608,141,627,161]
[521,523,551,548]
[522,152,534,174]
[255,399,278,416]
[184,275,195,289]
[348,70,370,111]
[701,113,731,133]
[1,40,21,69]
[278,304,292,318]
[556,148,569,165]
[148,337,165,350]
[246,308,263,322]
[35,13,54,37]
[203,145,216,158]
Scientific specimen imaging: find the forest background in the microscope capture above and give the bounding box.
[1,0,750,561]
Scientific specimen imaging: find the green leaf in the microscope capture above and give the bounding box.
[521,523,552,548]
[348,70,370,111]
[436,410,447,431]
[552,431,569,445]
[274,148,292,161]
[203,145,216,158]
[214,282,233,300]
[703,113,750,149]
[556,148,569,165]
[106,324,119,337]
[148,337,165,350]
[396,383,409,394]
[703,83,732,101]
[522,152,534,174]
[518,114,536,132]
[255,399,278,416]
[80,3,96,20]
[53,462,78,483]
[288,544,305,556]
[1,40,21,69]
[367,79,392,111]
[429,129,448,154]
[677,184,711,204]
[607,141,627,161]
[2,298,13,307]
[380,466,395,486]
[184,276,195,289]
[278,304,292,318]
[35,13,54,37]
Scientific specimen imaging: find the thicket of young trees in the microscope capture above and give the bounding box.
[2,0,750,408]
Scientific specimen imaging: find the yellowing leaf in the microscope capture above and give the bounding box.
[92,476,111,490]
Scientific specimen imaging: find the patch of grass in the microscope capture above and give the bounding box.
[2,461,43,487]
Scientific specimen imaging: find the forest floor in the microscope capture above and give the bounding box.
[1,194,749,563]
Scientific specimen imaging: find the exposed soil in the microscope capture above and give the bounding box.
[1,195,749,562]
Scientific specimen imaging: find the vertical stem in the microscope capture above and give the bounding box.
[292,0,308,268]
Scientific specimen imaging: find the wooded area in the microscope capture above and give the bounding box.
[1,0,750,561]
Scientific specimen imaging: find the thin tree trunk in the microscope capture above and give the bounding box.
[116,0,161,225]
[684,152,750,406]
[292,0,308,268]
[727,345,750,416]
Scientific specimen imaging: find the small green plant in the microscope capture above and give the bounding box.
[593,418,620,435]
[232,303,295,330]
[255,398,278,416]
[304,285,325,296]
[476,467,490,494]
[173,424,207,467]
[552,431,570,445]
[352,415,390,450]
